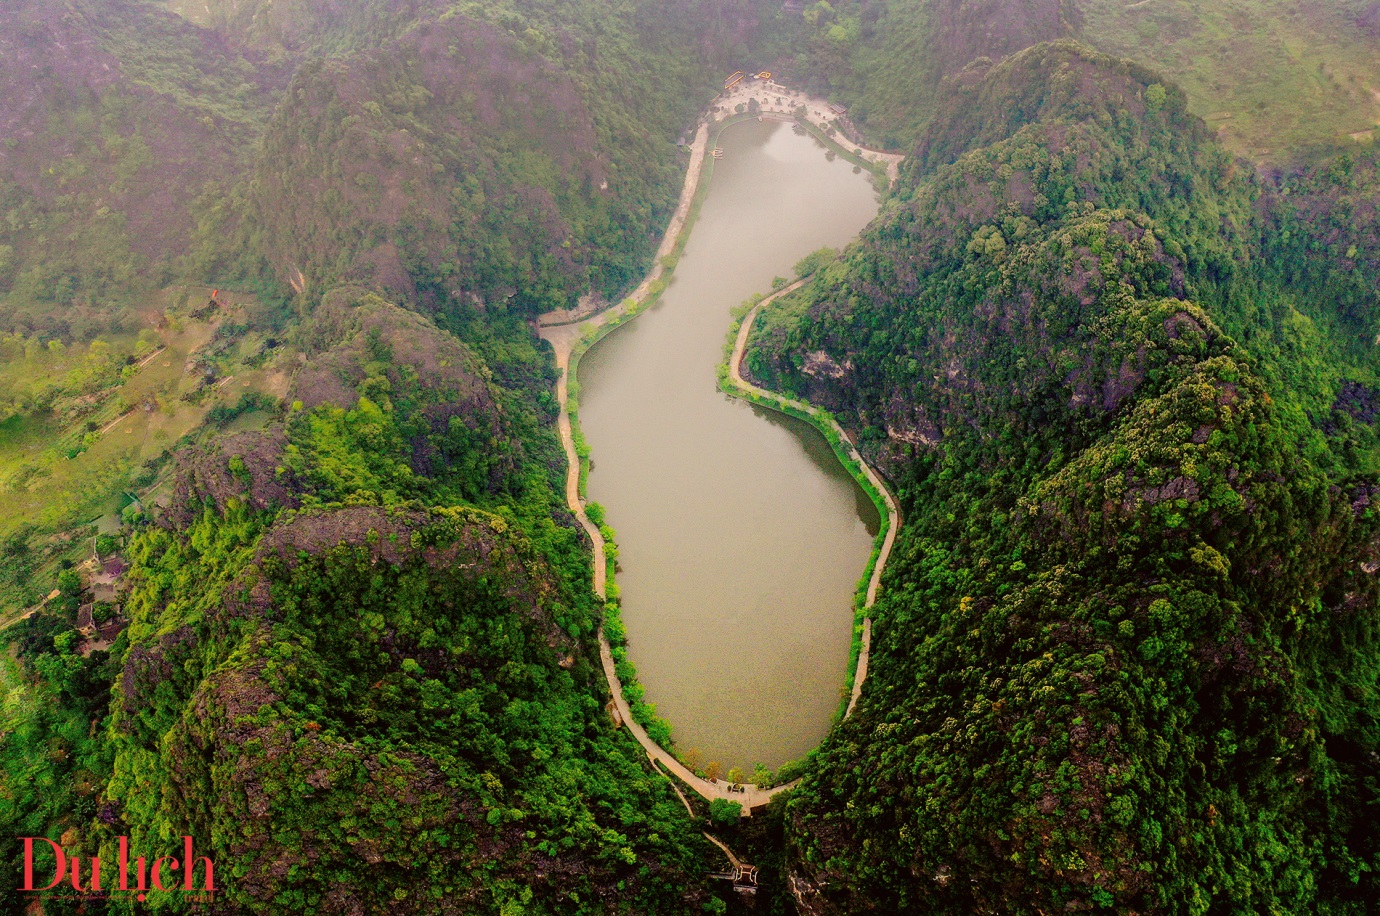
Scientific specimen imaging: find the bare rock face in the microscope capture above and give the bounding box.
[802,349,853,380]
[160,286,521,526]
[163,428,302,527]
[787,866,828,914]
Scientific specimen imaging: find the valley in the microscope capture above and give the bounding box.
[0,1,1377,913]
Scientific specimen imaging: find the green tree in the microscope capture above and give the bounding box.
[708,799,742,825]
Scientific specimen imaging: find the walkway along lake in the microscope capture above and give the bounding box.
[575,119,882,770]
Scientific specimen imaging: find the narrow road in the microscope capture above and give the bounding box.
[134,346,167,369]
[545,333,794,810]
[727,280,901,718]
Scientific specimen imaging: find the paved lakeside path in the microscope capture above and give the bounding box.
[727,279,902,718]
[539,122,710,328]
[542,330,794,812]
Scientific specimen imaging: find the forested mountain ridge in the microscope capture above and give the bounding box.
[1,0,753,331]
[2,289,722,913]
[3,0,1379,912]
[746,40,1380,913]
[94,292,715,914]
[218,0,755,322]
[0,0,285,336]
[242,12,693,317]
[0,0,764,911]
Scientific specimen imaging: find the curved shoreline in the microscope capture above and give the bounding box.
[715,80,905,184]
[540,122,793,811]
[726,281,901,717]
[538,120,710,330]
[539,112,901,811]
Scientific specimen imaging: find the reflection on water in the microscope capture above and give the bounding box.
[578,119,881,769]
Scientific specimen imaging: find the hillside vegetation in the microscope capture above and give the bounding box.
[0,0,764,911]
[1,290,721,913]
[756,0,1084,149]
[760,0,1380,164]
[747,41,1380,913]
[0,0,285,334]
[243,13,693,317]
[3,0,1379,912]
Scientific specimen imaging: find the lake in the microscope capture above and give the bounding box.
[577,118,881,769]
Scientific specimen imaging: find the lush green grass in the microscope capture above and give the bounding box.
[1082,0,1380,164]
[0,291,289,614]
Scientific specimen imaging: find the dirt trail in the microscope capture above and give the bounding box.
[727,280,901,718]
[0,609,37,632]
[702,831,748,870]
[98,410,136,436]
[134,346,167,369]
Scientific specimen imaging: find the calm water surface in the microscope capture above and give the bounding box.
[579,119,880,769]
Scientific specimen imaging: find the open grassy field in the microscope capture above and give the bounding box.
[1083,0,1380,165]
[0,287,290,613]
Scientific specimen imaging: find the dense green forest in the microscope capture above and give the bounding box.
[747,38,1380,914]
[2,0,1379,912]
